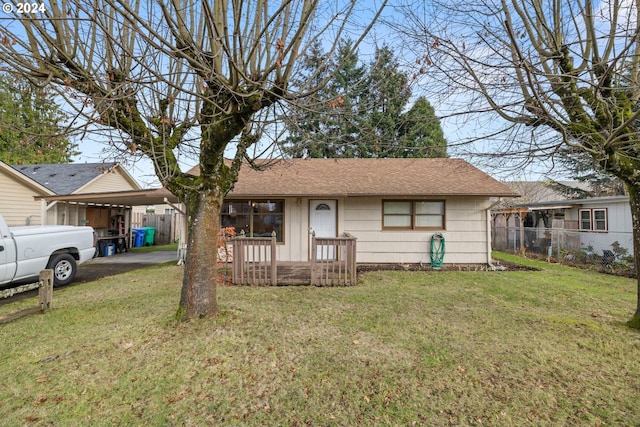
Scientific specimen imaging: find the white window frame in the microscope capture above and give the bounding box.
[578,208,608,232]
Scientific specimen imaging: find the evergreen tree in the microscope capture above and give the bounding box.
[398,97,448,158]
[284,39,366,157]
[546,148,626,199]
[0,74,77,164]
[359,45,411,157]
[284,42,447,158]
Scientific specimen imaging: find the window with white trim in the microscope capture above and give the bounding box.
[579,209,591,230]
[579,208,608,231]
[593,209,607,231]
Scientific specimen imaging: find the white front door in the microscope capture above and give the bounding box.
[310,200,337,260]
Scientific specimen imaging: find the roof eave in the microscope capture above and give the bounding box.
[226,192,520,198]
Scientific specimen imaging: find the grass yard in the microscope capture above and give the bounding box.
[1,253,640,425]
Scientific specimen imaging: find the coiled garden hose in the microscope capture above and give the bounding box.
[430,233,445,268]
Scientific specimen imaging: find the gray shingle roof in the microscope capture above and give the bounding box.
[11,163,117,194]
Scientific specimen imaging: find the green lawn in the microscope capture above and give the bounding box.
[1,254,639,425]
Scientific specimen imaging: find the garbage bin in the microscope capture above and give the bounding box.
[132,228,146,247]
[143,227,156,246]
[105,243,116,256]
[98,241,108,257]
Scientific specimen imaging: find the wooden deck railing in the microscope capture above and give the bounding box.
[311,232,357,286]
[230,231,357,286]
[230,231,277,285]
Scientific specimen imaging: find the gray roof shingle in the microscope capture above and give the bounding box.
[11,163,117,194]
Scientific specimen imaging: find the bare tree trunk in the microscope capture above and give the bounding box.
[177,188,224,320]
[629,186,640,318]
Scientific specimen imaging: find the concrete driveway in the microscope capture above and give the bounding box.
[75,250,179,283]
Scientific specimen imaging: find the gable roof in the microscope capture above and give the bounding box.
[0,161,55,195]
[10,162,139,194]
[189,158,519,197]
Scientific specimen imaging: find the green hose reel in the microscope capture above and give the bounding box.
[430,233,445,268]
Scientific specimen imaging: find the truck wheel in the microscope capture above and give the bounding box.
[47,254,77,287]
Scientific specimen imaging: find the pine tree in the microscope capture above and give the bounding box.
[359,45,411,157]
[0,75,77,164]
[398,97,448,158]
[283,39,366,157]
[283,42,447,158]
[546,148,626,199]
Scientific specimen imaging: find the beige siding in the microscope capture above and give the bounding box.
[0,173,43,226]
[44,169,138,225]
[80,169,139,193]
[343,196,491,264]
[46,203,87,226]
[273,195,492,264]
[132,204,175,215]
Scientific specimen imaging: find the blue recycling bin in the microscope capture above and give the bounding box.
[132,228,146,247]
[105,243,116,256]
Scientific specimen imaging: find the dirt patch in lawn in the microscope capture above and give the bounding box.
[75,263,164,284]
[357,260,539,274]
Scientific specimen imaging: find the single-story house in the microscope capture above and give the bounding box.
[0,161,152,253]
[493,195,633,257]
[190,158,519,265]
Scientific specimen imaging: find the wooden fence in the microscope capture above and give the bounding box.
[131,213,180,245]
[311,232,357,286]
[231,231,277,285]
[0,270,53,324]
[230,231,357,286]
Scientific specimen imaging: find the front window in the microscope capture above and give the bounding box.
[593,209,607,231]
[221,200,284,242]
[383,200,445,230]
[579,209,592,230]
[579,208,608,232]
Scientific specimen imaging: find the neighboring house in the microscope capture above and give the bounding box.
[190,158,518,265]
[493,195,633,257]
[0,161,140,232]
[0,161,55,226]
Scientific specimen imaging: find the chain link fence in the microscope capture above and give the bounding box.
[493,226,635,276]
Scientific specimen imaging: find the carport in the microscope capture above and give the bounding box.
[35,188,185,255]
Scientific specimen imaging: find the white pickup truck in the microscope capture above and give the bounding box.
[0,214,96,287]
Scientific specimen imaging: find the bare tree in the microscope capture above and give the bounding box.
[0,0,385,320]
[391,0,640,322]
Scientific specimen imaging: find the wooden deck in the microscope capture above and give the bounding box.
[233,261,357,286]
[277,262,313,285]
[231,232,357,286]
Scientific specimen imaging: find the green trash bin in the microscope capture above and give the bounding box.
[143,227,156,246]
